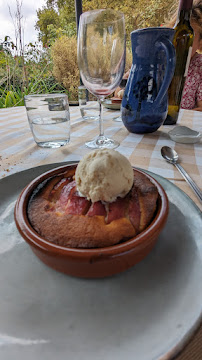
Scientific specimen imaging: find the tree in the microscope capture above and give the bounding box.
[0,36,16,53]
[36,0,176,46]
[36,0,77,46]
[83,0,176,40]
[35,7,60,46]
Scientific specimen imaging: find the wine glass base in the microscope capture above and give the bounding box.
[85,136,119,149]
[113,116,122,122]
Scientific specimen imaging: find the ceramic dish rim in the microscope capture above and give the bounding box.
[14,163,169,258]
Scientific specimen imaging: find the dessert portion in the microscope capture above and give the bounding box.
[28,149,159,248]
[110,90,124,104]
[111,70,130,103]
[75,149,134,203]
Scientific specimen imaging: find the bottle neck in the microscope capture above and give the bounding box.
[179,0,193,11]
[176,0,193,24]
[178,9,192,22]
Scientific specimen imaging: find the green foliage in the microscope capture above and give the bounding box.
[35,7,60,46]
[0,36,16,53]
[51,36,80,101]
[36,0,78,46]
[0,0,177,108]
[0,42,66,108]
[35,0,176,46]
[0,79,67,108]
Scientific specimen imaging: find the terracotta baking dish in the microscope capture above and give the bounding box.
[14,164,169,278]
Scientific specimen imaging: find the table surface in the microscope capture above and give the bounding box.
[0,105,202,359]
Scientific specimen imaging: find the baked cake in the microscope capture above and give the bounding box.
[28,166,159,248]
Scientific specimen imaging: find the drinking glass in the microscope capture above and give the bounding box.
[77,9,126,149]
[78,85,99,121]
[24,94,70,148]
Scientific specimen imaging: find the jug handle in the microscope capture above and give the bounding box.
[154,37,176,106]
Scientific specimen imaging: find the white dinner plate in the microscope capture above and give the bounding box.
[0,162,201,360]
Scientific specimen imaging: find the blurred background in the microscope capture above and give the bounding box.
[0,0,177,107]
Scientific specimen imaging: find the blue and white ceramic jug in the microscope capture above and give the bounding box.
[122,27,176,133]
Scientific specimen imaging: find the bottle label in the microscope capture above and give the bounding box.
[184,46,192,77]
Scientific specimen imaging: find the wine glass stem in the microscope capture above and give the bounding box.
[98,98,104,138]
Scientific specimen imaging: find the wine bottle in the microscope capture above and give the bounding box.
[164,0,194,125]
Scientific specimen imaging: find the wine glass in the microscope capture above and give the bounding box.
[77,9,126,149]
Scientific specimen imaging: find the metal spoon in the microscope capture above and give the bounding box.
[161,146,202,203]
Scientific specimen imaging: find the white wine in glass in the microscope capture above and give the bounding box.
[77,9,126,149]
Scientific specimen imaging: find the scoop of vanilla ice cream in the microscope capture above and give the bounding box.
[75,149,134,203]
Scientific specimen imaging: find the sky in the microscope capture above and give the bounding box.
[0,0,46,45]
